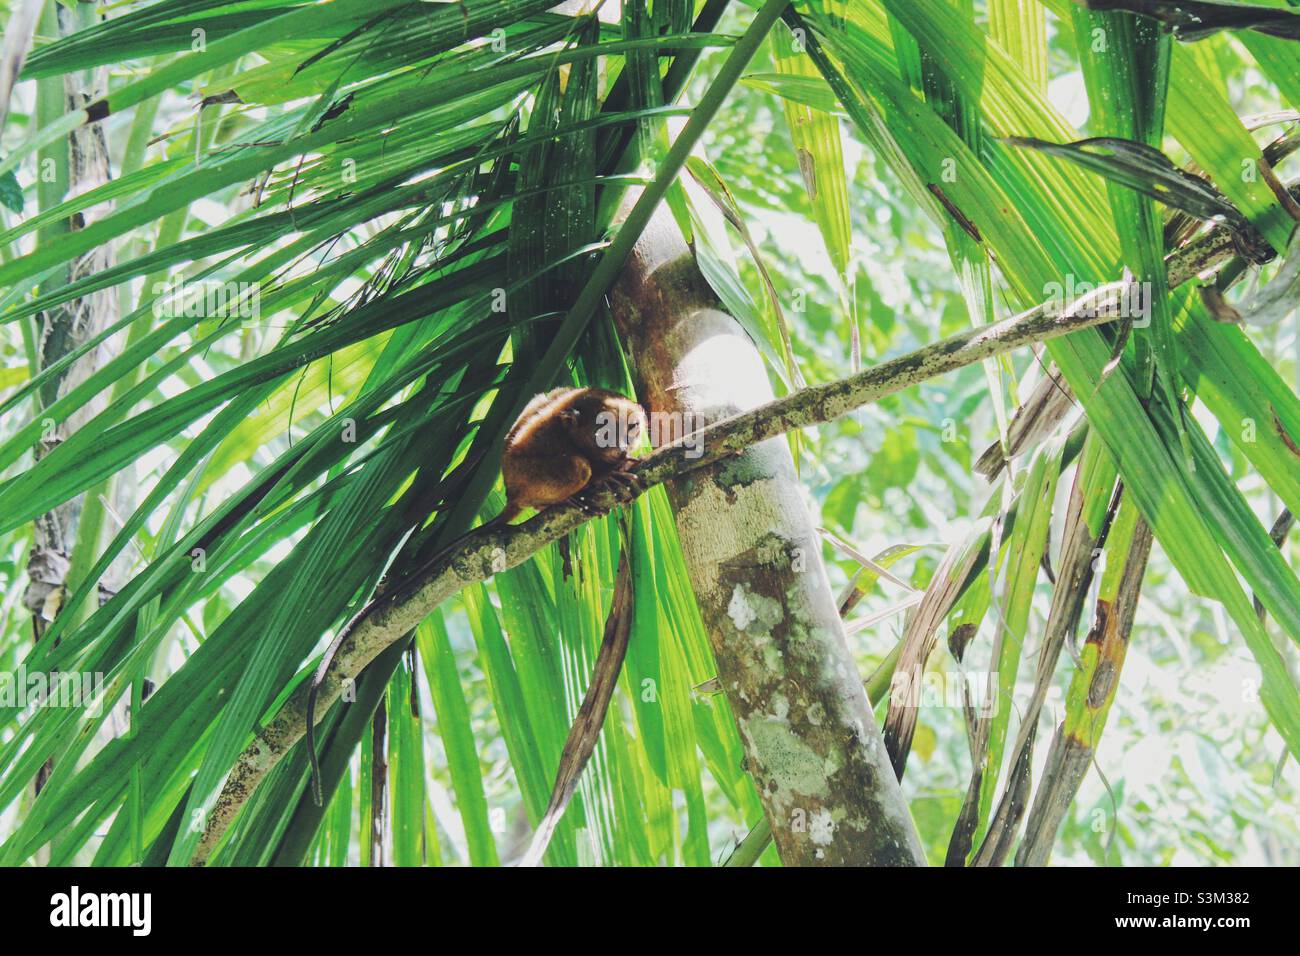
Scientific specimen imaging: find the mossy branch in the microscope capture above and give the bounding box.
[193,226,1238,863]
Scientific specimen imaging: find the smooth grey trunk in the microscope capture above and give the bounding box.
[608,205,925,866]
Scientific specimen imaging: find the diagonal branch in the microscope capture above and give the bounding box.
[192,226,1242,862]
[190,279,1124,862]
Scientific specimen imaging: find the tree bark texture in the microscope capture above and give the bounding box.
[24,7,123,631]
[609,205,925,866]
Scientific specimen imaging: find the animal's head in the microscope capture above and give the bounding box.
[561,389,647,460]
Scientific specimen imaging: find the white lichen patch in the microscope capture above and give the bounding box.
[740,709,831,814]
[761,641,782,673]
[809,809,836,846]
[725,583,785,642]
[822,747,842,779]
[727,584,758,630]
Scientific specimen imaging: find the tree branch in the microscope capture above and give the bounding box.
[192,227,1238,863]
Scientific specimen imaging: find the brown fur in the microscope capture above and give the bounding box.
[308,386,647,806]
[500,387,647,519]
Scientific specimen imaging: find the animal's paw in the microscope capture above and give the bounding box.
[600,470,642,501]
[563,493,604,516]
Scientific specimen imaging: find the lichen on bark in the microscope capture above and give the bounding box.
[609,203,924,866]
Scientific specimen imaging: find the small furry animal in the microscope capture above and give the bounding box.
[497,386,648,522]
[306,387,646,804]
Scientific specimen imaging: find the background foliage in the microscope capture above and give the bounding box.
[0,0,1296,865]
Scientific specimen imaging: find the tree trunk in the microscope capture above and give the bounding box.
[24,4,123,624]
[25,4,125,795]
[609,204,925,866]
